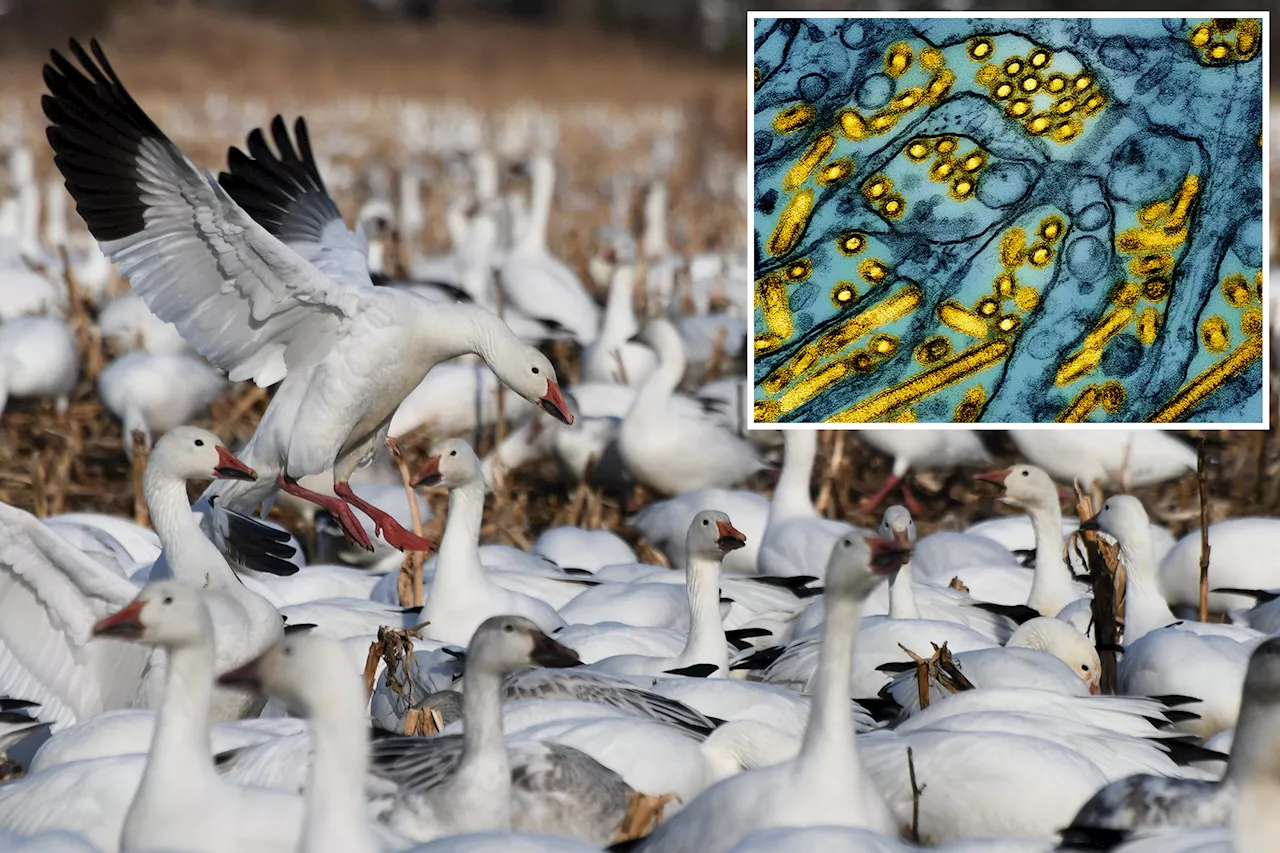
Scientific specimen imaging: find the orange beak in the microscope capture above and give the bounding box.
[714,520,747,551]
[864,536,913,575]
[539,380,573,425]
[890,527,912,549]
[93,599,147,640]
[411,455,442,488]
[218,654,265,691]
[213,446,257,481]
[1089,682,1100,695]
[972,469,1011,490]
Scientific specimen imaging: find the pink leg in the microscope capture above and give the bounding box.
[334,482,436,553]
[859,474,904,515]
[900,477,925,516]
[277,474,374,552]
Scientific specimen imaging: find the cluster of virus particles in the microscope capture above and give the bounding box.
[752,17,1265,425]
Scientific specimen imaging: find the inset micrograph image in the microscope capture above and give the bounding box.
[752,16,1267,425]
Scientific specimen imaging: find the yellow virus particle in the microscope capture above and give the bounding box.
[1136,306,1161,345]
[1083,307,1135,350]
[766,189,814,257]
[949,177,975,201]
[967,37,994,61]
[976,64,1001,86]
[939,300,990,338]
[1028,47,1052,69]
[915,335,953,365]
[858,258,891,285]
[1189,22,1213,47]
[935,136,958,156]
[838,109,869,141]
[784,259,813,282]
[1201,315,1231,353]
[1100,381,1127,413]
[885,42,914,77]
[1038,216,1065,242]
[890,87,925,112]
[754,399,781,422]
[754,334,783,355]
[1138,201,1171,226]
[1206,42,1231,63]
[1142,277,1171,302]
[1051,117,1085,144]
[1019,74,1041,93]
[1166,176,1200,230]
[975,296,1001,317]
[993,81,1015,100]
[813,285,922,356]
[1024,113,1053,135]
[754,67,761,88]
[773,104,816,134]
[1081,92,1108,117]
[1129,254,1174,277]
[920,47,945,70]
[1053,97,1077,115]
[1000,227,1027,269]
[1005,98,1033,118]
[1221,272,1251,308]
[816,158,855,186]
[1254,269,1263,301]
[1146,334,1262,423]
[869,333,899,357]
[1014,286,1040,312]
[994,272,1017,298]
[1057,385,1107,422]
[1111,282,1141,307]
[862,174,893,200]
[1241,307,1263,337]
[1236,19,1261,59]
[1046,73,1069,93]
[954,385,985,422]
[782,132,837,192]
[757,274,793,340]
[996,313,1022,334]
[924,69,957,102]
[880,194,907,219]
[905,139,931,161]
[929,159,957,181]
[869,110,904,135]
[849,351,878,373]
[838,231,868,256]
[1027,243,1054,268]
[1056,348,1102,386]
[960,151,987,173]
[1003,57,1024,76]
[1073,72,1094,91]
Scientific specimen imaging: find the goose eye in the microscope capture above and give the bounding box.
[1020,470,1028,477]
[504,624,515,633]
[194,439,204,447]
[703,519,710,526]
[450,450,457,457]
[162,596,173,605]
[531,367,540,374]
[1081,664,1090,671]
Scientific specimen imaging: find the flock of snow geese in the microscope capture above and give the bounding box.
[0,37,1278,853]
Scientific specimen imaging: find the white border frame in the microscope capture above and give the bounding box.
[746,10,1271,431]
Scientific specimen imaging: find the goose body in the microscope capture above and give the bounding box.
[97,352,226,454]
[1008,430,1195,490]
[0,317,78,417]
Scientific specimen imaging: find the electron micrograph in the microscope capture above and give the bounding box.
[752,17,1266,425]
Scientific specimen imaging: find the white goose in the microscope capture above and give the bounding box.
[410,438,565,645]
[97,352,227,456]
[618,318,765,496]
[0,581,302,853]
[43,43,572,556]
[631,488,768,576]
[858,429,992,514]
[588,511,746,678]
[0,316,79,418]
[1087,495,1262,737]
[1158,517,1280,615]
[0,148,63,322]
[580,262,657,387]
[97,293,192,357]
[0,426,280,728]
[628,535,908,853]
[1008,430,1196,493]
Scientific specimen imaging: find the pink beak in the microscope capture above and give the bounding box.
[93,599,147,640]
[213,446,257,481]
[539,381,574,425]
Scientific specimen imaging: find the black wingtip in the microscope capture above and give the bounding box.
[663,663,718,678]
[971,601,1042,624]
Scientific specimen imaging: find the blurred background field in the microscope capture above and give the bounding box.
[0,0,1275,554]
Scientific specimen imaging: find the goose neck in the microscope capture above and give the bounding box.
[517,162,552,253]
[887,561,919,619]
[145,473,232,589]
[452,667,512,828]
[1231,712,1280,846]
[303,685,380,853]
[770,433,817,522]
[677,555,728,674]
[797,593,861,771]
[431,480,488,596]
[599,270,640,344]
[632,328,685,410]
[137,639,218,800]
[1025,500,1074,616]
[1117,533,1175,643]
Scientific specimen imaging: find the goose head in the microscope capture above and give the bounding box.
[1007,617,1101,694]
[217,633,354,718]
[484,338,573,425]
[412,437,483,489]
[974,464,1059,510]
[1079,494,1148,543]
[877,505,916,547]
[147,426,256,483]
[825,534,913,601]
[687,510,747,560]
[93,580,211,648]
[466,615,580,677]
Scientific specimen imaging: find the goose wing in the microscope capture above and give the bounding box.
[0,501,150,728]
[42,39,365,389]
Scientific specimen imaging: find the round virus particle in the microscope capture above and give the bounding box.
[915,335,953,365]
[869,333,899,357]
[968,37,994,61]
[785,259,813,282]
[838,231,869,256]
[832,281,858,307]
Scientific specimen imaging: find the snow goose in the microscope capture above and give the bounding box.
[627,535,909,853]
[532,527,636,573]
[97,293,192,356]
[618,318,765,496]
[631,488,768,576]
[0,149,62,321]
[388,361,532,442]
[410,438,565,644]
[588,511,745,678]
[0,581,302,853]
[43,42,573,556]
[97,352,227,455]
[0,426,279,728]
[581,261,657,387]
[857,429,992,514]
[1008,430,1196,492]
[1062,636,1280,847]
[1085,495,1262,737]
[757,430,866,580]
[1158,518,1280,615]
[364,617,647,845]
[0,316,78,417]
[497,155,601,345]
